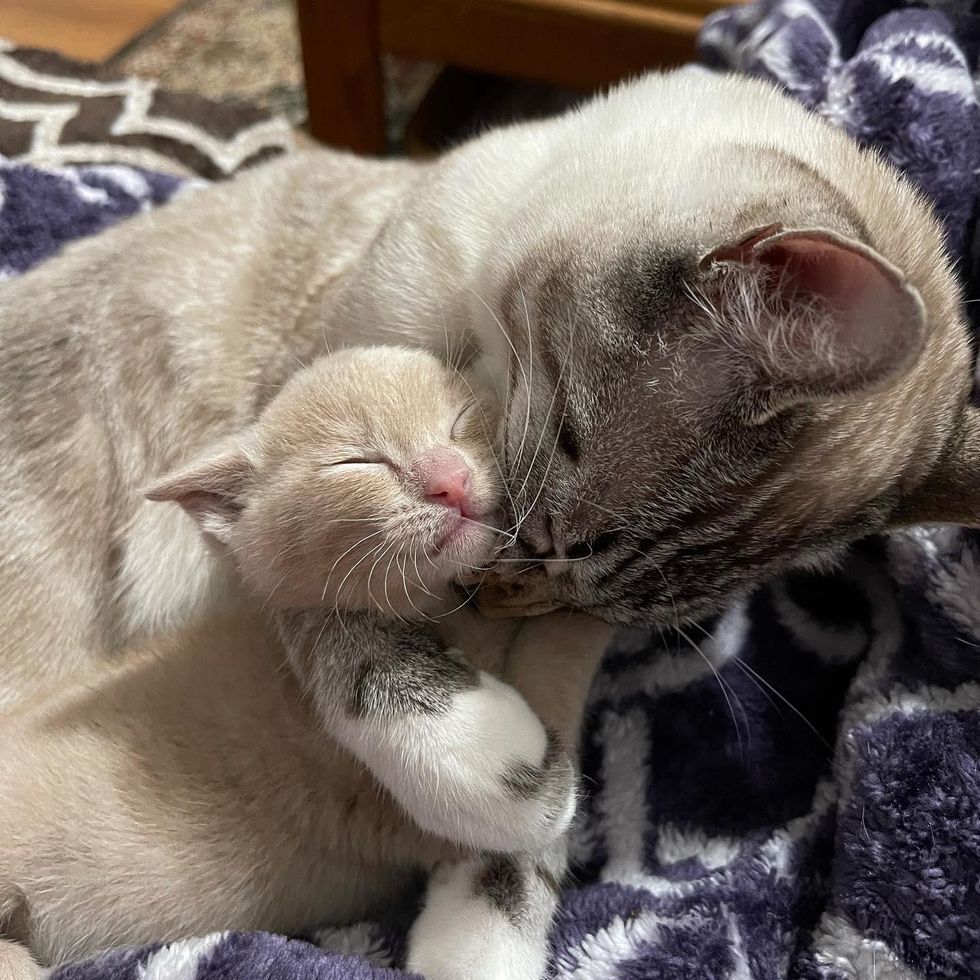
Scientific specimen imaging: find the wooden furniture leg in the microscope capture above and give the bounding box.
[295,0,387,155]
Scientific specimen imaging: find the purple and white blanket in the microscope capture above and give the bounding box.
[3,1,980,976]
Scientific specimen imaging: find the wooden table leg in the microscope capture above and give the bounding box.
[294,0,387,154]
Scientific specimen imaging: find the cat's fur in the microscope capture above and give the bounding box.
[1,68,978,688]
[0,347,612,978]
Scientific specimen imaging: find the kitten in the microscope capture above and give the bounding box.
[0,346,611,979]
[0,69,977,705]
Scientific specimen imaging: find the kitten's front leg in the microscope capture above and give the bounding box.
[406,844,564,980]
[408,610,613,980]
[275,608,575,853]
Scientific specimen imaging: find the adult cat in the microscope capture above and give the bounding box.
[1,69,978,707]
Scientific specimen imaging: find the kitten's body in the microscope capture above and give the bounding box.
[0,604,606,973]
[1,68,978,700]
[0,347,612,977]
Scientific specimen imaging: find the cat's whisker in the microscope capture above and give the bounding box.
[676,624,748,763]
[365,539,395,617]
[380,543,408,624]
[516,270,535,504]
[332,533,390,611]
[730,655,832,752]
[432,568,494,620]
[410,550,440,599]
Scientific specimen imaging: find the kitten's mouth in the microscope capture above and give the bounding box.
[432,511,497,563]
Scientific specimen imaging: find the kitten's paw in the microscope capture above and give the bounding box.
[407,858,551,980]
[405,671,577,852]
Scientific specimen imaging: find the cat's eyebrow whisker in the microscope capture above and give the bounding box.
[451,369,518,521]
[514,305,578,530]
[465,282,533,487]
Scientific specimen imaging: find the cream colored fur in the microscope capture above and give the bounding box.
[0,604,609,975]
[1,69,975,705]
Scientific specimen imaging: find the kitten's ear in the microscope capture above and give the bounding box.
[700,224,926,404]
[144,446,255,544]
[892,407,980,528]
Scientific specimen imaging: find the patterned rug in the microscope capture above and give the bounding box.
[0,40,294,178]
[106,0,439,146]
[104,0,579,153]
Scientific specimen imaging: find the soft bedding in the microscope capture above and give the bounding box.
[4,2,980,975]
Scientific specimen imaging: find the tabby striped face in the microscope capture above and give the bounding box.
[494,226,929,627]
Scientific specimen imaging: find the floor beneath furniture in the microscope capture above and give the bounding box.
[0,0,181,60]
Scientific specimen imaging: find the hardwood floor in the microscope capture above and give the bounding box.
[0,0,182,61]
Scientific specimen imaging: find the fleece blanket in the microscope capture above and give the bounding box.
[3,2,980,975]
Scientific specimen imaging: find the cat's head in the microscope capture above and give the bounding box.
[146,346,501,615]
[464,75,980,626]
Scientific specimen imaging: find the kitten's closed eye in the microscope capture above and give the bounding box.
[450,401,479,441]
[329,456,394,469]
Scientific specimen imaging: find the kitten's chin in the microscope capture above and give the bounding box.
[430,518,498,585]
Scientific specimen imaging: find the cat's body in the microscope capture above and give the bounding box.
[2,69,978,711]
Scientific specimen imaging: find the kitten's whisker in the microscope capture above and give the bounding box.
[332,534,389,610]
[365,540,395,616]
[411,550,440,599]
[432,567,493,619]
[380,543,407,624]
[399,553,436,622]
[321,527,386,602]
[452,369,518,523]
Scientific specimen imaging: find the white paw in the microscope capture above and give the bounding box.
[398,672,576,851]
[342,670,576,852]
[407,862,548,980]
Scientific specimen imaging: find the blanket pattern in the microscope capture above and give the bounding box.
[2,1,980,974]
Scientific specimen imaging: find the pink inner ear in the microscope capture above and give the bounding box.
[754,234,914,362]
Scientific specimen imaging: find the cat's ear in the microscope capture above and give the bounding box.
[891,407,980,528]
[144,446,255,545]
[699,224,926,406]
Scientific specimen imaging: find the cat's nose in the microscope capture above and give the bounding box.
[415,449,473,512]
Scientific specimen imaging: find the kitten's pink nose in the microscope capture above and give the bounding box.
[416,449,473,513]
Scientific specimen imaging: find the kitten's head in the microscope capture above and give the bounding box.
[466,74,980,626]
[147,347,501,615]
